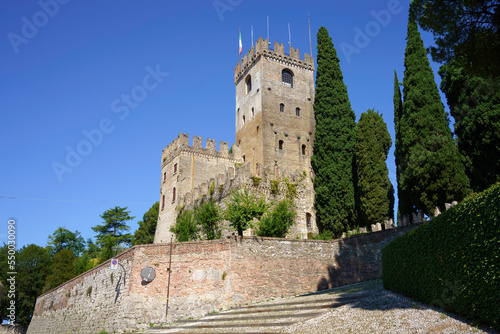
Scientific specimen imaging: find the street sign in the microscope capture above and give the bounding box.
[110,258,118,270]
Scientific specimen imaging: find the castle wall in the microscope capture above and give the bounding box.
[27,225,420,334]
[154,133,242,243]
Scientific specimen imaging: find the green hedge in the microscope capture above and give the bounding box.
[382,183,500,329]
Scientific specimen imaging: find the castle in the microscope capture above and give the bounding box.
[154,37,318,243]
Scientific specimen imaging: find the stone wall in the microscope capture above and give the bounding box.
[0,326,26,334]
[27,224,419,334]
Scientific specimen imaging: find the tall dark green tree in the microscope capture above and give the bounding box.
[356,109,394,227]
[400,17,470,216]
[311,26,357,236]
[92,206,134,251]
[46,227,85,256]
[439,62,500,192]
[410,0,500,78]
[393,71,412,223]
[0,244,51,327]
[132,202,159,245]
[44,249,77,291]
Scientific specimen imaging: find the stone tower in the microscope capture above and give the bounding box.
[154,37,317,243]
[234,37,316,176]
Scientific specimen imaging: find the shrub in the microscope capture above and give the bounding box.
[224,187,270,236]
[170,209,199,242]
[257,200,296,238]
[193,199,221,240]
[382,183,500,329]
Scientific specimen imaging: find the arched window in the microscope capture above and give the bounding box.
[279,140,284,150]
[280,103,285,112]
[246,75,252,94]
[302,144,306,155]
[282,69,294,88]
[296,107,300,116]
[172,187,176,202]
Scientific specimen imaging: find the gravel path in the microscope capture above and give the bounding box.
[281,289,498,334]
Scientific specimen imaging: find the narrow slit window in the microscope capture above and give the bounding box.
[172,187,176,202]
[296,107,300,116]
[302,144,306,155]
[243,115,246,124]
[163,172,166,182]
[279,140,284,150]
[280,103,285,112]
[246,75,252,94]
[173,163,177,174]
[162,195,165,210]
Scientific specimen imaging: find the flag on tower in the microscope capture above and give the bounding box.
[239,27,242,55]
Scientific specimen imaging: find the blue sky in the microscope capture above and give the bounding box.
[1,0,445,248]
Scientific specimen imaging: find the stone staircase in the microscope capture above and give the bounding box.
[135,280,382,334]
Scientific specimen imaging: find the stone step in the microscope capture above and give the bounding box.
[134,281,381,333]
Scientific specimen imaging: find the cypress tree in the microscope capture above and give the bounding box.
[439,62,500,192]
[311,27,357,236]
[356,109,394,227]
[393,71,412,223]
[400,18,469,216]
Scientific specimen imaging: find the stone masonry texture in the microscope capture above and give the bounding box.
[27,224,419,334]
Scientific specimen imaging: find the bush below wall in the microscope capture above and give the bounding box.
[382,183,500,329]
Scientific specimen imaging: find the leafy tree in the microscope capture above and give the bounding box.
[193,199,221,240]
[46,226,85,256]
[410,0,500,78]
[355,109,394,227]
[132,202,159,245]
[400,18,470,216]
[170,208,199,242]
[224,187,270,236]
[311,26,357,236]
[256,200,296,238]
[44,249,76,291]
[439,62,500,192]
[92,206,134,250]
[0,244,51,327]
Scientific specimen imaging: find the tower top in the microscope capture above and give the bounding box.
[234,37,315,84]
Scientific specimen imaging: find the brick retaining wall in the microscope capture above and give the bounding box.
[27,224,420,334]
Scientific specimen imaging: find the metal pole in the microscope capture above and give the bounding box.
[165,235,173,321]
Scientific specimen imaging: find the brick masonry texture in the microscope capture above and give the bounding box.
[27,224,419,334]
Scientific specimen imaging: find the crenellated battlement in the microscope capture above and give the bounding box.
[234,37,315,84]
[161,132,238,167]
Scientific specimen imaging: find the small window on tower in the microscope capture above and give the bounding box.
[172,187,176,202]
[243,115,246,124]
[163,172,166,182]
[280,103,285,112]
[162,195,165,210]
[302,144,306,155]
[246,75,252,94]
[173,163,177,174]
[296,107,300,116]
[306,213,312,230]
[252,107,254,117]
[282,69,294,88]
[279,140,284,150]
